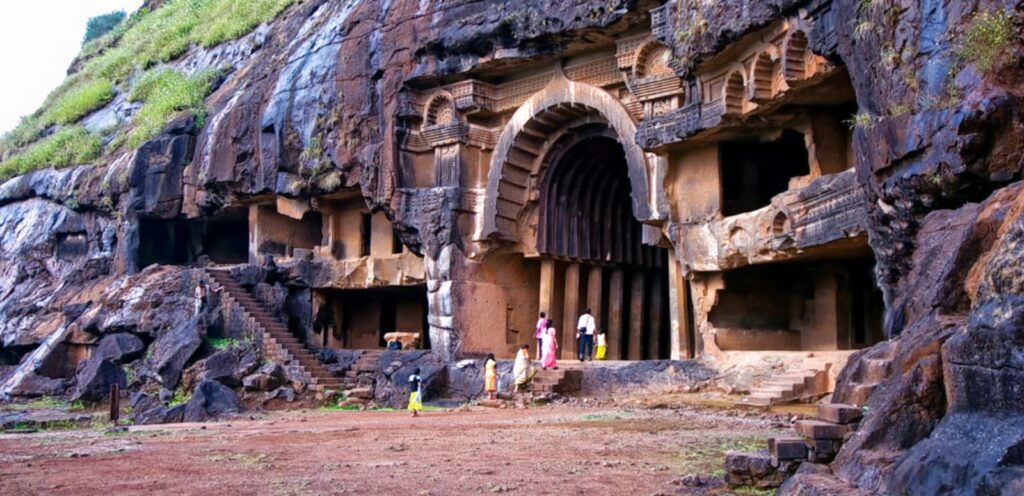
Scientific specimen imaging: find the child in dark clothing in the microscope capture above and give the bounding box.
[408,368,423,417]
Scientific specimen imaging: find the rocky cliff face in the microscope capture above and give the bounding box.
[0,0,656,400]
[1,0,1023,491]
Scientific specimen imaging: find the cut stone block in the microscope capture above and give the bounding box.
[818,402,864,424]
[769,436,809,464]
[795,419,848,440]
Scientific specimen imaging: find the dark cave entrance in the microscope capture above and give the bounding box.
[536,124,672,360]
[708,256,885,351]
[315,285,429,350]
[720,129,810,216]
[137,207,249,268]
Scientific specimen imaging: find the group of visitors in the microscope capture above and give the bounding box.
[408,309,610,415]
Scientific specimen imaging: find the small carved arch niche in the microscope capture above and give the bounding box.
[634,41,674,79]
[424,93,456,127]
[750,51,779,101]
[723,71,746,115]
[783,30,809,83]
[771,210,796,250]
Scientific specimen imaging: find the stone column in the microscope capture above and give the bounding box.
[562,263,581,360]
[586,266,602,323]
[607,269,624,359]
[667,258,692,359]
[539,259,556,319]
[628,273,645,360]
[648,274,664,359]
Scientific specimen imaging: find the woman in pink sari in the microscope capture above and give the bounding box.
[541,319,558,370]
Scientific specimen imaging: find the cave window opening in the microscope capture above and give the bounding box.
[138,208,250,269]
[138,217,192,268]
[708,257,884,351]
[204,207,249,264]
[720,129,810,217]
[391,229,404,254]
[254,206,321,258]
[359,213,372,257]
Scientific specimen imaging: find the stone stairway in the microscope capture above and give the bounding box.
[205,269,343,394]
[723,344,899,489]
[736,356,835,407]
[530,364,583,395]
[840,342,895,406]
[724,402,866,487]
[340,350,384,403]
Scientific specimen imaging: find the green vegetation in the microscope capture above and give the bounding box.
[168,389,191,407]
[4,396,68,411]
[83,10,127,45]
[127,68,218,147]
[206,337,242,350]
[844,112,878,130]
[677,436,767,475]
[48,79,116,125]
[0,0,295,178]
[734,487,777,496]
[957,10,1014,73]
[0,127,101,179]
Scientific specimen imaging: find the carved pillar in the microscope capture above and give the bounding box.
[607,269,624,360]
[539,259,556,321]
[668,257,692,359]
[648,274,664,359]
[586,266,602,325]
[629,273,645,360]
[562,263,581,360]
[434,144,461,187]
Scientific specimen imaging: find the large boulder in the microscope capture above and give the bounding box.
[148,316,203,390]
[129,392,186,425]
[242,362,285,392]
[182,379,242,422]
[181,346,259,390]
[93,333,145,364]
[7,372,70,398]
[372,350,447,407]
[71,358,126,402]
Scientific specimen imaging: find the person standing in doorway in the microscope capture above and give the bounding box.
[535,312,547,360]
[576,308,596,361]
[542,319,558,370]
[194,279,207,317]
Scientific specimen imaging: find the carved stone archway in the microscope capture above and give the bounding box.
[481,74,656,241]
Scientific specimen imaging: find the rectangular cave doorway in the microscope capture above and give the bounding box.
[720,129,810,216]
[137,207,249,269]
[707,256,884,352]
[314,285,429,350]
[538,257,672,361]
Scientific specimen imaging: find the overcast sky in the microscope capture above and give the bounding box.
[0,1,143,135]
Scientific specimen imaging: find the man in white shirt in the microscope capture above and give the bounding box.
[576,308,596,361]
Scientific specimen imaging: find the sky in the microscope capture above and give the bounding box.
[0,0,143,135]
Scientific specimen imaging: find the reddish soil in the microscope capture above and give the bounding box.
[0,402,789,495]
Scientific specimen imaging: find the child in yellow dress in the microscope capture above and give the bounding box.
[408,368,423,417]
[595,330,607,360]
[483,353,498,399]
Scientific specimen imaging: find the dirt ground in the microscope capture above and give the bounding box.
[0,400,791,495]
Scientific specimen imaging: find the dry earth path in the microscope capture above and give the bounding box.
[0,403,788,495]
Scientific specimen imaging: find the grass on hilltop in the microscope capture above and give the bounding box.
[0,0,294,179]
